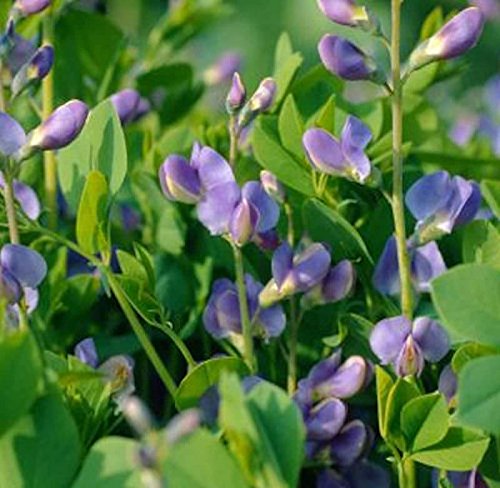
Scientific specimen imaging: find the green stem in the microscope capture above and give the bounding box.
[284,202,294,247]
[229,116,238,167]
[42,12,58,230]
[390,0,413,318]
[287,298,299,394]
[3,170,20,244]
[153,321,196,369]
[398,458,417,488]
[231,242,256,372]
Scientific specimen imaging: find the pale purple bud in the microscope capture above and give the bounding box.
[409,8,484,70]
[247,77,276,113]
[226,72,246,114]
[318,35,379,82]
[110,89,141,125]
[229,199,259,246]
[317,0,369,27]
[29,100,89,151]
[158,155,202,204]
[260,170,285,203]
[12,0,51,16]
[395,335,425,377]
[11,45,54,97]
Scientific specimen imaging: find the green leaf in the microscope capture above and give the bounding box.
[163,429,248,488]
[481,180,500,219]
[175,357,250,410]
[116,250,149,285]
[303,198,373,264]
[312,95,336,133]
[463,221,500,270]
[431,264,500,345]
[76,170,110,255]
[74,437,142,488]
[457,355,500,434]
[0,330,42,436]
[253,117,314,196]
[58,100,128,211]
[385,378,420,449]
[452,342,499,373]
[272,32,303,107]
[420,7,444,40]
[401,393,449,453]
[0,394,81,488]
[410,427,489,470]
[375,366,395,440]
[278,95,304,157]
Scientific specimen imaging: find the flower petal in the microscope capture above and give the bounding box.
[372,236,401,295]
[292,243,331,292]
[331,420,367,466]
[0,112,26,156]
[411,241,446,293]
[303,128,346,174]
[306,398,347,441]
[241,181,280,233]
[316,356,367,399]
[412,317,450,362]
[272,242,294,289]
[322,260,356,303]
[370,316,412,364]
[1,244,47,288]
[74,337,99,368]
[158,155,201,204]
[197,146,235,190]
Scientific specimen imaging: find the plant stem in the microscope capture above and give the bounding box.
[398,458,417,488]
[228,116,238,167]
[153,321,197,369]
[3,170,20,244]
[284,202,294,247]
[231,242,256,372]
[287,298,299,394]
[42,12,58,230]
[390,0,413,318]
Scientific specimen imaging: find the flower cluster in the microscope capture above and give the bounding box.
[294,351,372,467]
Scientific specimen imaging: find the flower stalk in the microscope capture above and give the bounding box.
[2,167,20,244]
[42,11,58,230]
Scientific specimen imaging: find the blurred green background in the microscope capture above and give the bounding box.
[106,0,499,90]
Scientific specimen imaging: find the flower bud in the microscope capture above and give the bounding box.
[0,268,22,303]
[318,35,382,82]
[408,8,484,71]
[158,155,202,204]
[121,396,154,436]
[305,398,347,441]
[317,0,369,27]
[29,100,89,151]
[229,199,259,246]
[260,170,285,204]
[238,77,276,128]
[12,0,51,16]
[110,89,141,125]
[11,45,54,97]
[226,72,246,114]
[395,335,424,377]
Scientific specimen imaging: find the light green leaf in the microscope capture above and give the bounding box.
[457,355,500,434]
[462,221,500,270]
[312,95,336,133]
[74,437,142,488]
[278,95,304,157]
[375,366,394,440]
[410,427,489,471]
[431,264,500,346]
[452,342,499,373]
[402,393,449,453]
[76,170,110,255]
[481,180,500,219]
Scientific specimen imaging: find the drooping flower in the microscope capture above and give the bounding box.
[74,337,135,406]
[0,171,41,220]
[373,236,446,296]
[204,52,242,86]
[318,35,380,82]
[302,260,356,308]
[370,316,450,377]
[316,0,369,27]
[203,274,286,341]
[303,116,372,183]
[259,241,331,307]
[226,72,246,114]
[405,171,482,244]
[28,99,89,151]
[408,8,484,70]
[11,44,54,97]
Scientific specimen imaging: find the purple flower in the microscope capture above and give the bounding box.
[317,0,369,26]
[373,236,446,296]
[226,72,246,114]
[370,316,450,377]
[438,364,457,405]
[406,171,482,244]
[0,112,27,157]
[12,0,51,15]
[121,396,154,436]
[204,52,242,86]
[449,115,479,147]
[110,89,149,125]
[238,77,277,128]
[303,116,372,183]
[11,44,54,97]
[203,274,286,340]
[29,99,89,151]
[165,409,201,445]
[159,154,203,204]
[0,172,41,220]
[305,398,347,441]
[260,170,285,204]
[471,0,500,20]
[74,337,135,405]
[259,242,331,306]
[318,35,378,82]
[445,469,488,488]
[317,461,391,488]
[409,8,484,70]
[302,260,356,308]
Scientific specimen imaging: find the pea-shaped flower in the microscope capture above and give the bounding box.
[370,316,450,377]
[317,0,369,27]
[29,99,89,151]
[237,77,277,128]
[303,116,372,183]
[259,241,331,307]
[405,171,481,244]
[203,274,286,341]
[409,8,484,71]
[226,72,246,114]
[11,44,54,97]
[318,35,380,82]
[12,0,51,16]
[75,337,135,405]
[373,236,446,296]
